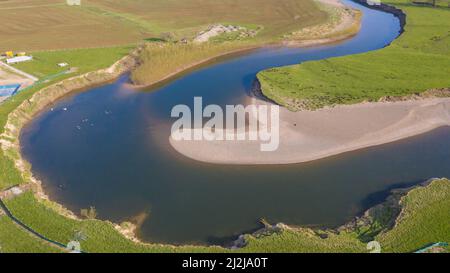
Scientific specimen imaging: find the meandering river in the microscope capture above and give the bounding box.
[20,1,440,245]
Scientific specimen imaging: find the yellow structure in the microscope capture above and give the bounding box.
[17,52,26,57]
[5,51,13,58]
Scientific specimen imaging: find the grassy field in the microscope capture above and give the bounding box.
[12,46,133,78]
[0,0,327,52]
[0,215,62,253]
[130,42,258,85]
[377,178,450,253]
[258,1,450,110]
[241,228,367,253]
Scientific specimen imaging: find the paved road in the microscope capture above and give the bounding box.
[0,61,38,82]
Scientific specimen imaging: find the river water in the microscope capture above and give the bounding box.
[20,1,440,245]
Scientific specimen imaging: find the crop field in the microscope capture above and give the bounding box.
[0,0,327,52]
[0,0,149,51]
[258,1,450,110]
[12,46,133,77]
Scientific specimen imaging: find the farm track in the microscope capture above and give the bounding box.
[0,62,38,82]
[0,3,64,10]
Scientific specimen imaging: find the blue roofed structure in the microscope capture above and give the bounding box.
[0,84,21,97]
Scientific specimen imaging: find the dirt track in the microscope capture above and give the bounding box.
[0,62,36,91]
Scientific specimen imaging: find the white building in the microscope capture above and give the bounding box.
[66,0,81,6]
[6,56,33,64]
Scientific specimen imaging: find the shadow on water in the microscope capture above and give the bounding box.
[358,179,428,212]
[206,221,264,247]
[245,78,278,104]
[209,178,426,247]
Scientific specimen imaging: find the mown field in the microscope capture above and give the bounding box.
[0,0,327,52]
[12,46,133,78]
[258,1,450,110]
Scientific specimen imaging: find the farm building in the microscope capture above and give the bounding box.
[6,56,33,64]
[66,0,81,6]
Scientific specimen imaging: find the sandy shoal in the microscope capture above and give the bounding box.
[169,97,450,165]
